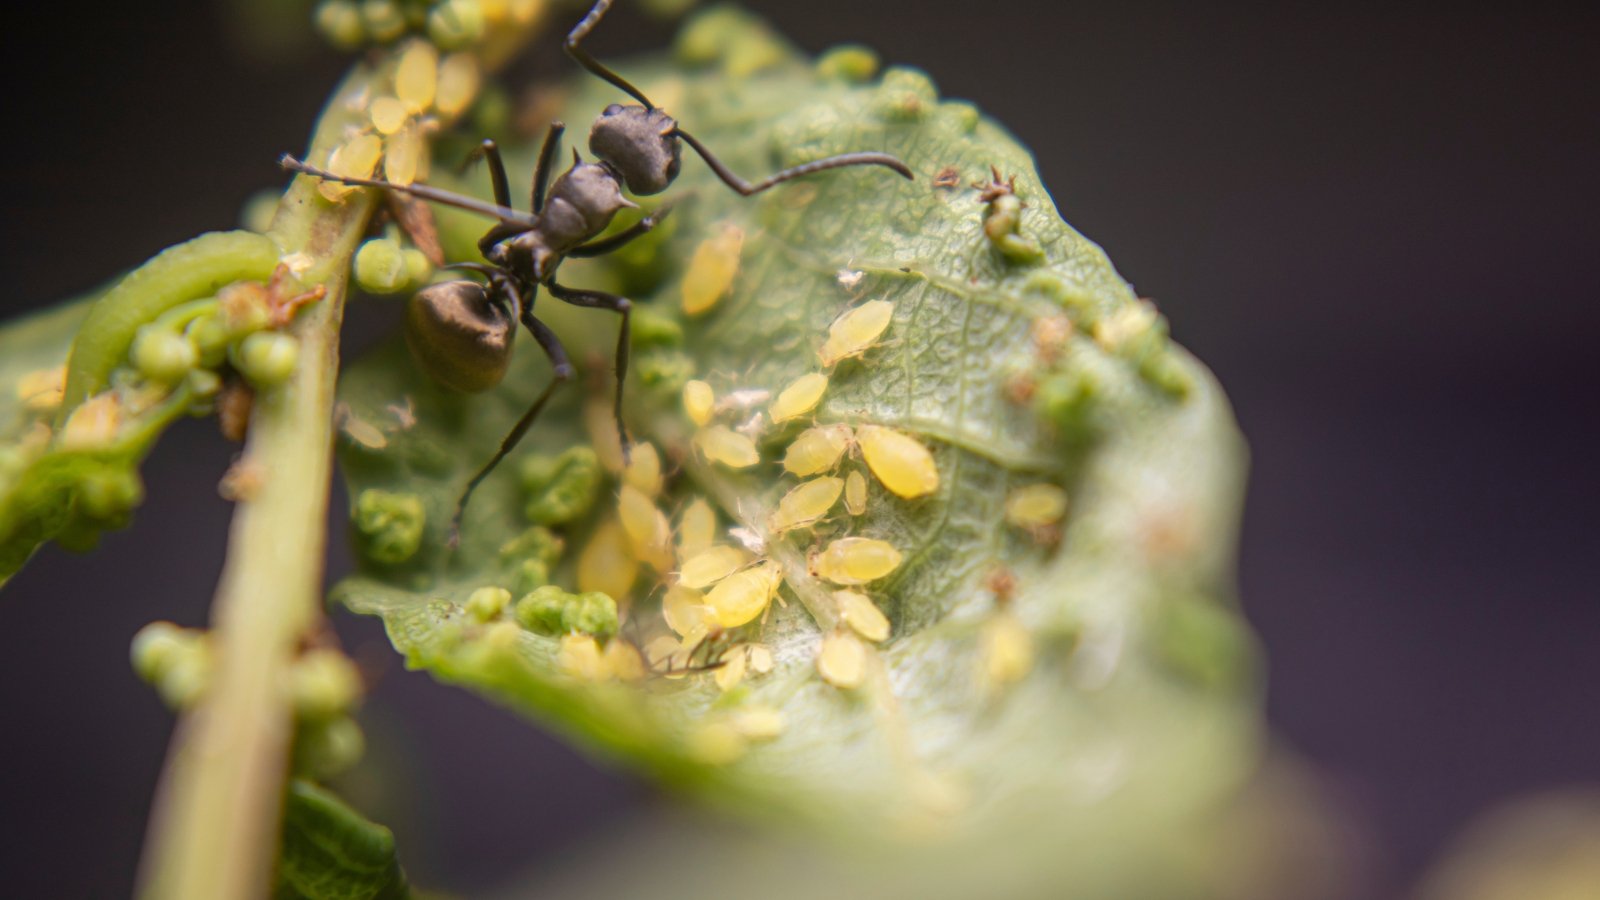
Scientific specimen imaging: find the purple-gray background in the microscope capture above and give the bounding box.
[1,1,1596,896]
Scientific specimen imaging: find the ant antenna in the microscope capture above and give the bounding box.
[672,129,915,196]
[565,0,657,110]
[280,156,537,227]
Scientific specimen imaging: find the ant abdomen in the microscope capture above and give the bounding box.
[405,280,515,394]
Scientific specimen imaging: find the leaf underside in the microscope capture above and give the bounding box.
[333,8,1257,875]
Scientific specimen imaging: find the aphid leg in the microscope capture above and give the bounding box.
[566,204,673,258]
[478,139,512,208]
[449,296,576,546]
[280,155,536,226]
[531,121,566,213]
[546,280,633,459]
[564,0,656,109]
[672,129,914,196]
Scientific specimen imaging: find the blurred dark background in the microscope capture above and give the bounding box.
[1,1,1596,897]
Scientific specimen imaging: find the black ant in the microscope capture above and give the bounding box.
[282,0,913,542]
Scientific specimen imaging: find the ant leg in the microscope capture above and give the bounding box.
[673,129,914,196]
[532,121,566,213]
[280,155,536,226]
[545,280,633,455]
[450,303,575,546]
[564,1,656,109]
[566,205,673,257]
[479,139,512,208]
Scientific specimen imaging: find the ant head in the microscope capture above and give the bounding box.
[588,104,681,196]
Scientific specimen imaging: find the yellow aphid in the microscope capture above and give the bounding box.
[1092,301,1158,352]
[603,640,646,682]
[812,537,903,585]
[782,424,852,476]
[980,612,1034,687]
[583,395,626,473]
[661,585,712,637]
[730,706,785,741]
[395,40,439,114]
[318,134,383,201]
[713,645,746,691]
[818,299,894,366]
[59,392,123,450]
[844,470,868,515]
[623,441,664,498]
[383,121,425,186]
[557,634,608,681]
[677,497,717,558]
[1004,483,1069,530]
[705,561,781,628]
[769,372,828,423]
[768,477,843,534]
[747,643,774,674]
[833,590,890,642]
[858,425,939,499]
[681,224,743,315]
[434,53,481,120]
[17,366,65,413]
[507,0,544,25]
[686,721,747,765]
[694,425,759,469]
[617,485,672,571]
[577,518,637,601]
[642,634,682,670]
[679,545,750,589]
[682,379,715,426]
[342,416,387,450]
[369,96,409,134]
[816,630,866,689]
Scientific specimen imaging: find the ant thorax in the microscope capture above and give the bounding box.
[539,160,637,253]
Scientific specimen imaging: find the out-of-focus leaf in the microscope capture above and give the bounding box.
[276,780,410,900]
[335,6,1257,883]
[0,231,281,588]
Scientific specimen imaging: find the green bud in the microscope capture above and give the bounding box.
[634,349,695,391]
[240,188,282,233]
[630,306,684,348]
[131,326,199,384]
[354,237,410,295]
[232,332,300,388]
[402,247,432,287]
[131,621,192,684]
[155,638,213,710]
[1035,366,1101,439]
[427,0,486,50]
[315,0,366,50]
[498,525,565,567]
[566,592,619,641]
[77,469,143,521]
[465,586,512,623]
[510,559,550,596]
[290,649,364,720]
[816,45,879,83]
[354,489,426,564]
[514,585,569,635]
[295,716,366,778]
[360,0,407,43]
[520,446,601,526]
[185,368,222,401]
[873,67,939,122]
[185,313,231,368]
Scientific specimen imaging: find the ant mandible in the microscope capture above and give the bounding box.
[282,0,913,542]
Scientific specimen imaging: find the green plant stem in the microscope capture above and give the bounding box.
[134,53,380,896]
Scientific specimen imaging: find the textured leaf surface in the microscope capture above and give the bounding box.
[276,780,410,900]
[335,7,1257,867]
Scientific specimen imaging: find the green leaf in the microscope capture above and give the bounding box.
[0,231,281,588]
[276,780,410,900]
[334,4,1257,873]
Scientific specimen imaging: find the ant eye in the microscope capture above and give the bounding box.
[603,104,624,116]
